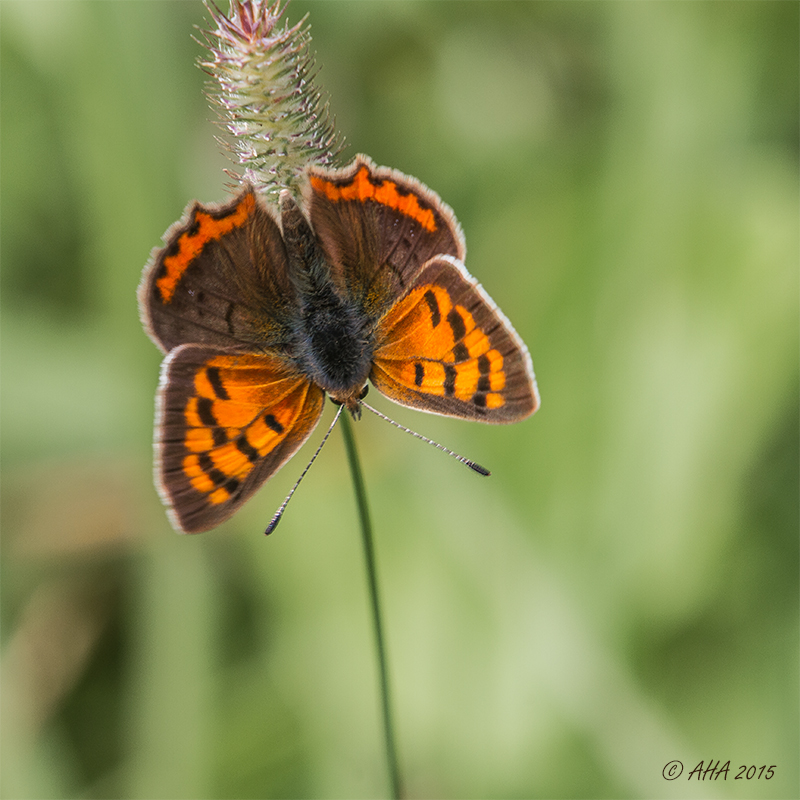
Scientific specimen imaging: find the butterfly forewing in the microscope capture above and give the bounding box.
[307,155,466,322]
[371,255,539,423]
[139,187,297,354]
[157,344,325,532]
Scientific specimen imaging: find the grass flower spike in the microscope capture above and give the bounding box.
[200,0,341,202]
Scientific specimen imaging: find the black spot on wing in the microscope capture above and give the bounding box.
[195,396,226,447]
[477,354,491,393]
[206,366,230,400]
[447,308,466,342]
[264,413,284,434]
[196,396,216,427]
[453,342,469,362]
[198,452,239,494]
[236,435,260,464]
[424,290,441,328]
[444,364,456,397]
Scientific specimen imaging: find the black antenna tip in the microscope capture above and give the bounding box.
[467,461,491,477]
[264,514,282,536]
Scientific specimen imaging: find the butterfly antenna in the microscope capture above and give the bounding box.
[360,401,490,476]
[265,403,345,535]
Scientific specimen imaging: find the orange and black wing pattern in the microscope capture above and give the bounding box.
[141,153,539,533]
[371,255,539,423]
[306,155,466,321]
[139,187,296,355]
[157,345,324,532]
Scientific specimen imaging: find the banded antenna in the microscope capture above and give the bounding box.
[360,402,490,476]
[265,403,344,535]
[264,397,490,535]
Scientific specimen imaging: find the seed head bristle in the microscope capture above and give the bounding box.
[199,0,342,203]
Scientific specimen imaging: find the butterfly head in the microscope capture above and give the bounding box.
[329,383,370,419]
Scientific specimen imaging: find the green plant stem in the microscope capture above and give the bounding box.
[340,411,402,800]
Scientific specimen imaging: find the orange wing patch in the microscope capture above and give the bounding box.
[178,354,312,506]
[310,166,437,233]
[373,284,506,411]
[156,193,256,303]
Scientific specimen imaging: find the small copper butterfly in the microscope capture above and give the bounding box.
[139,155,540,532]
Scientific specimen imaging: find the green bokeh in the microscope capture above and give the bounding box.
[1,1,797,798]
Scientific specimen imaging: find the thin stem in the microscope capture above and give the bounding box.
[339,411,402,800]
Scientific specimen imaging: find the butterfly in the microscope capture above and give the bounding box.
[139,155,540,533]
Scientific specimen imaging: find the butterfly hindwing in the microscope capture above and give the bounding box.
[157,344,325,532]
[139,187,298,354]
[306,155,466,322]
[371,255,539,423]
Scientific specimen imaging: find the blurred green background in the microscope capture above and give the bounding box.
[1,1,797,798]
